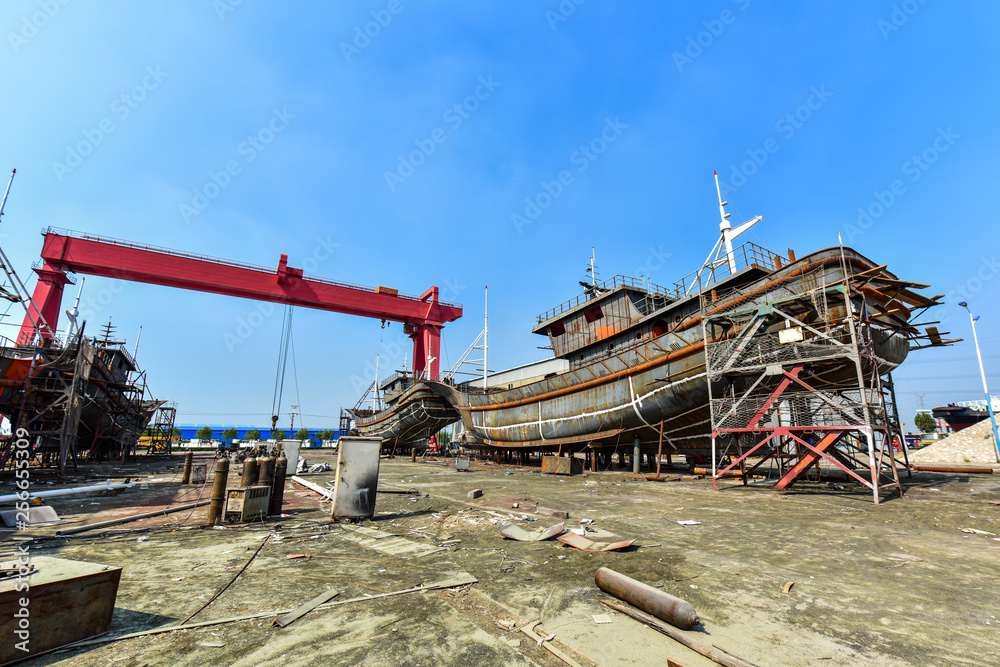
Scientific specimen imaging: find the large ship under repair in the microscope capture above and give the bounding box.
[352,187,944,458]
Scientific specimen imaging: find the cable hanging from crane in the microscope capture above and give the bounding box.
[270,305,293,433]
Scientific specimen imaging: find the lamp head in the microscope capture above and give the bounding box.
[959,301,967,307]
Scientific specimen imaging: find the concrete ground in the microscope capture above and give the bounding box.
[3,451,1000,666]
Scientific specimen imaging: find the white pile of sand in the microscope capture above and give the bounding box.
[908,418,999,464]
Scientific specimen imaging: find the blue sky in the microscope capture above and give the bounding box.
[0,0,997,432]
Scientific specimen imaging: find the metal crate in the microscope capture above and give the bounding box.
[224,485,271,522]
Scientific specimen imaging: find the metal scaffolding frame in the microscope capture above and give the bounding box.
[700,269,908,504]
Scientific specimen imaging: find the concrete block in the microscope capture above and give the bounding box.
[467,489,483,499]
[537,506,569,519]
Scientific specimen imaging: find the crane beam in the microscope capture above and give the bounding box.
[18,228,462,380]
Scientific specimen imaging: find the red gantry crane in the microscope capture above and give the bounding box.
[17,228,462,380]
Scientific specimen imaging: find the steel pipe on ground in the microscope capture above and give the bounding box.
[0,482,134,504]
[56,500,211,536]
[291,475,335,500]
[595,567,701,630]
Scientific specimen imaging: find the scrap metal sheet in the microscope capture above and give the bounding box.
[556,533,635,552]
[337,525,444,558]
[499,521,565,542]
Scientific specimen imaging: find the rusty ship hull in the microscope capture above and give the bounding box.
[349,377,459,449]
[353,244,936,457]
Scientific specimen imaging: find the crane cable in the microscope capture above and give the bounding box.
[270,305,293,432]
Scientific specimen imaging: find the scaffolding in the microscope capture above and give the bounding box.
[145,401,178,454]
[0,329,162,475]
[700,266,911,504]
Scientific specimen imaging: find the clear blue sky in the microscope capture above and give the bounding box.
[0,1,997,432]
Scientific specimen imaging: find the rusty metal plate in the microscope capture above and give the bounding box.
[0,556,121,665]
[557,533,635,552]
[541,455,583,476]
[499,522,565,542]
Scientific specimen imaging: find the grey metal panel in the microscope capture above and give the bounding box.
[331,437,381,520]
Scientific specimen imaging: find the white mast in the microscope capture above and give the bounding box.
[714,170,761,273]
[373,353,380,409]
[62,277,86,344]
[132,325,142,360]
[483,285,488,389]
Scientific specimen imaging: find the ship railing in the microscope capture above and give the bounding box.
[39,227,462,310]
[379,369,412,390]
[536,274,671,325]
[669,241,785,300]
[535,241,785,325]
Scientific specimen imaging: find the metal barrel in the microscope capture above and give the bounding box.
[269,455,287,517]
[257,456,275,487]
[595,567,700,630]
[207,458,230,525]
[241,455,258,487]
[181,450,193,485]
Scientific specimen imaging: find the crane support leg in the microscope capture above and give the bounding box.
[410,322,443,380]
[18,262,71,344]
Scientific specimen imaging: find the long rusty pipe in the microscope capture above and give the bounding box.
[56,500,211,536]
[595,567,700,630]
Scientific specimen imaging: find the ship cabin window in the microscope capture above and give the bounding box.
[549,322,565,337]
[652,319,668,337]
[583,305,603,322]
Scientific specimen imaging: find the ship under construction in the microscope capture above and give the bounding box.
[352,176,955,502]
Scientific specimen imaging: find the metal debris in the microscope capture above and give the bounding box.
[498,521,565,542]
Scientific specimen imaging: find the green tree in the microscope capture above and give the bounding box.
[270,429,288,441]
[295,427,311,441]
[245,428,261,441]
[196,425,213,442]
[437,430,452,444]
[914,412,937,433]
[170,427,183,438]
[221,427,239,441]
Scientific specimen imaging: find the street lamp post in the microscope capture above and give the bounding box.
[959,302,1000,463]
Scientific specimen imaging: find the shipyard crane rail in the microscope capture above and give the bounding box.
[17,228,462,380]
